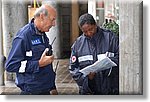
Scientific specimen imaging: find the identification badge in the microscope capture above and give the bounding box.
[31,39,41,45]
[26,50,32,57]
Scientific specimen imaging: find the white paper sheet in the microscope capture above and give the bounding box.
[79,55,117,76]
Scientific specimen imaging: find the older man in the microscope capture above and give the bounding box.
[5,5,58,95]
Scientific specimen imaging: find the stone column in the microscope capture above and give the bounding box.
[2,0,28,81]
[42,0,61,58]
[119,0,143,94]
[0,0,5,86]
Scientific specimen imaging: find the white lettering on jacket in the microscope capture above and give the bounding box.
[97,52,114,61]
[78,55,93,62]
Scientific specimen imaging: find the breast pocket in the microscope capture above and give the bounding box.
[32,44,45,60]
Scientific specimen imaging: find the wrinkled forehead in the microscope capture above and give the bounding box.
[48,9,57,18]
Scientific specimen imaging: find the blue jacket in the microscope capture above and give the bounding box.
[69,27,119,95]
[5,19,56,93]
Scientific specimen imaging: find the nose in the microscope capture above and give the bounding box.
[87,31,92,35]
[52,20,56,26]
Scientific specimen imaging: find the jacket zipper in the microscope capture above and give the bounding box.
[42,35,45,43]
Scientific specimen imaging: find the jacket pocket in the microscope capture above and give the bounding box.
[31,44,45,60]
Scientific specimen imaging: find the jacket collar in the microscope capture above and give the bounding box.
[30,18,45,36]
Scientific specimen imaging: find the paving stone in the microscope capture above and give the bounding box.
[0,59,79,95]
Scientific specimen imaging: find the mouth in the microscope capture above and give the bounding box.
[49,26,52,29]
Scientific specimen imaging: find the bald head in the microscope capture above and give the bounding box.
[34,5,56,18]
[34,5,57,32]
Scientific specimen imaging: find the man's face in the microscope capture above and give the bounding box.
[42,11,56,32]
[80,24,97,38]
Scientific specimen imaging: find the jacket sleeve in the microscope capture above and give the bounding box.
[5,37,39,73]
[109,34,119,66]
[69,42,92,94]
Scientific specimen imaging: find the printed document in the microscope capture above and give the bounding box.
[79,55,117,76]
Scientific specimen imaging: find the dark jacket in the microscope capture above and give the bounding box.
[5,19,56,94]
[69,27,119,95]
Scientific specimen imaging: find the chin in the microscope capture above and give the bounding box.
[45,29,50,32]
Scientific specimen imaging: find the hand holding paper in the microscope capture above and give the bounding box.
[79,55,117,76]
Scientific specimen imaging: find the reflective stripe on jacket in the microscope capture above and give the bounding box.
[5,19,56,93]
[69,27,119,95]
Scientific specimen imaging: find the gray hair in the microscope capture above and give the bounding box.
[78,13,96,28]
[34,6,48,18]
